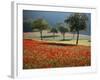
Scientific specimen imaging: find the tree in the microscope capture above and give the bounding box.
[32,18,49,40]
[50,27,58,39]
[64,13,88,45]
[57,23,68,40]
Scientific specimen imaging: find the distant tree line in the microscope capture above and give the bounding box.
[23,13,88,45]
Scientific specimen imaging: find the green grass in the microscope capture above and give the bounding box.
[43,39,90,46]
[60,39,72,41]
[24,31,90,46]
[42,35,60,38]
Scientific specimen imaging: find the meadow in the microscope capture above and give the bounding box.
[24,30,90,46]
[23,31,91,69]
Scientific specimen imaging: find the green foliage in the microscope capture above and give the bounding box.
[57,23,69,40]
[50,27,58,39]
[58,26,68,34]
[64,13,88,32]
[32,18,49,31]
[50,27,58,33]
[57,23,68,34]
[32,18,49,40]
[64,13,88,45]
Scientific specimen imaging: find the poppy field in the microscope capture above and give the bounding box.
[23,39,91,69]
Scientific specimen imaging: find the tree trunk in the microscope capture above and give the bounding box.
[40,31,43,40]
[76,31,79,45]
[63,33,65,40]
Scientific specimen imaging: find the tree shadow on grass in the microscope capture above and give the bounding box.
[42,42,76,46]
[88,40,91,42]
[42,35,60,38]
[60,39,72,41]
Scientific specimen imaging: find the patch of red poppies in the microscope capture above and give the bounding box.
[23,39,91,69]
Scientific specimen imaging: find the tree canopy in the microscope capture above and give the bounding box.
[64,13,88,45]
[32,18,49,31]
[32,18,49,40]
[64,13,88,32]
[50,27,58,33]
[57,23,69,40]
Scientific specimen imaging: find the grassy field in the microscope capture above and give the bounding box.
[45,40,90,46]
[23,31,91,69]
[23,30,90,46]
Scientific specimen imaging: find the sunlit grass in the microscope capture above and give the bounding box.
[36,39,90,46]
